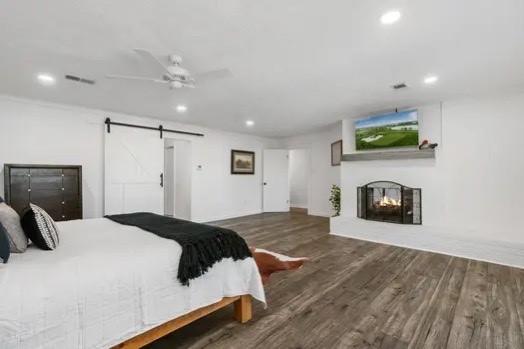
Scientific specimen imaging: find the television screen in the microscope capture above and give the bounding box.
[355,109,419,150]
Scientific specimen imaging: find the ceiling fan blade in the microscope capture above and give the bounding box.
[193,68,232,82]
[106,74,168,84]
[133,48,173,77]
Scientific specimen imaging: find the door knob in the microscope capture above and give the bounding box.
[263,182,267,185]
[160,173,164,188]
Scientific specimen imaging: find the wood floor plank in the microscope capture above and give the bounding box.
[447,260,489,349]
[331,253,444,348]
[485,263,524,348]
[509,267,524,343]
[408,257,468,349]
[147,213,524,349]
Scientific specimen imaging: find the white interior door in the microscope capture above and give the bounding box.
[105,127,164,215]
[263,149,290,212]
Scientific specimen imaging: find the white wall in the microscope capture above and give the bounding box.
[335,93,524,265]
[439,94,524,242]
[281,123,342,216]
[288,149,309,209]
[0,95,279,222]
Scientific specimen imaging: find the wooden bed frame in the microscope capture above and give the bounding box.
[112,295,252,349]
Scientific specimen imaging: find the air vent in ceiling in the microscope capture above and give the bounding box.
[392,82,407,90]
[65,75,95,85]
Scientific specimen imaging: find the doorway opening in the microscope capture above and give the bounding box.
[288,149,309,214]
[164,138,192,220]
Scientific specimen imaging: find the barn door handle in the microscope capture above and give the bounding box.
[160,173,164,188]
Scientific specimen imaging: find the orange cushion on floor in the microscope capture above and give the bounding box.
[250,247,308,284]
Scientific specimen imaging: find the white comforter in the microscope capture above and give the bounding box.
[0,218,265,349]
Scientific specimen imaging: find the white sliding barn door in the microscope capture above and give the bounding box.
[263,149,290,212]
[105,127,164,215]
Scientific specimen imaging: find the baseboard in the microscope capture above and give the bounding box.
[307,210,332,218]
[330,216,524,269]
[290,207,308,214]
[198,210,263,223]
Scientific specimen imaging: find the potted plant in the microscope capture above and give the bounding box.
[329,185,341,216]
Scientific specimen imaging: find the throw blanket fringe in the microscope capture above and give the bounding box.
[106,212,252,286]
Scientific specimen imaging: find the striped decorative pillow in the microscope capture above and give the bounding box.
[21,204,60,250]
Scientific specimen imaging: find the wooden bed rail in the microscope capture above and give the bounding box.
[112,295,252,349]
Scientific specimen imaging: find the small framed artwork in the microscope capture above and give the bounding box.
[331,140,343,166]
[231,150,255,174]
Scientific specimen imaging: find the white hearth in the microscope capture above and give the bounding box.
[330,215,524,269]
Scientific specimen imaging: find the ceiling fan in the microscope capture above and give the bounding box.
[106,48,232,89]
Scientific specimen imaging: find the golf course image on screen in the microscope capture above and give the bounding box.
[355,110,419,150]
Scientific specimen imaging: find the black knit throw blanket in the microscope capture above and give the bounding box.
[105,212,252,286]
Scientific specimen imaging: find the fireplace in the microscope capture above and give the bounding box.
[357,181,421,224]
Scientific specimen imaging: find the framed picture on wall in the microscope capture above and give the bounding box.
[231,150,255,174]
[331,140,343,166]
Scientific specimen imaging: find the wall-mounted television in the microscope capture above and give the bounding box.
[355,109,419,151]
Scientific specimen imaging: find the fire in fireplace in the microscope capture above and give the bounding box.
[357,181,421,224]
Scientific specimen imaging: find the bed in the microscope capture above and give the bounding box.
[0,217,265,349]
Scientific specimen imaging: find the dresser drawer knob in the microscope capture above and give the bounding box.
[61,188,65,191]
[62,215,66,219]
[27,188,31,192]
[62,201,65,205]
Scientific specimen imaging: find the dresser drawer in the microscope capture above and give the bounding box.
[62,206,82,220]
[30,168,62,177]
[8,174,30,214]
[30,192,63,220]
[63,175,79,194]
[30,176,63,191]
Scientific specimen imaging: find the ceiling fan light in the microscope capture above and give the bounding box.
[170,81,183,89]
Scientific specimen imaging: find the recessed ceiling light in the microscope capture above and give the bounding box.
[423,75,439,85]
[245,120,255,127]
[176,105,187,113]
[380,10,401,25]
[37,73,56,86]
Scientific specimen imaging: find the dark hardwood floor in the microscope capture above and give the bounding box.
[148,212,524,349]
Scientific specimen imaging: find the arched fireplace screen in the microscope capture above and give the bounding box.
[357,181,421,225]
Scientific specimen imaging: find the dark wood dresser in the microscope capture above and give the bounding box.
[3,164,83,221]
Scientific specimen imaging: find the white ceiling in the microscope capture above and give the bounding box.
[1,0,523,137]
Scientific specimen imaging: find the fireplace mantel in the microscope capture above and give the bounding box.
[342,148,435,162]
